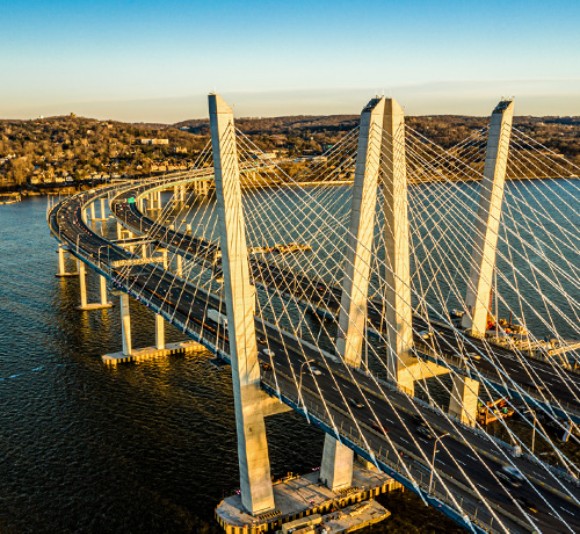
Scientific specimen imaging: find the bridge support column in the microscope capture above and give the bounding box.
[461,100,514,337]
[186,223,192,235]
[77,266,113,311]
[89,202,96,221]
[120,293,132,356]
[448,375,480,426]
[320,437,355,491]
[56,245,77,277]
[209,93,275,516]
[99,275,109,306]
[175,254,183,277]
[382,99,416,395]
[78,260,88,309]
[155,314,165,350]
[100,198,106,219]
[322,97,390,491]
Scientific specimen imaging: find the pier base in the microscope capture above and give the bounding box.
[102,340,206,365]
[216,465,398,534]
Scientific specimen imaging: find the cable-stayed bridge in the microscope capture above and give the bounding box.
[48,94,579,533]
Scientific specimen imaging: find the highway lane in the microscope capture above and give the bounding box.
[109,184,580,420]
[51,189,580,533]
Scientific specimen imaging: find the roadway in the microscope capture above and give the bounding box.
[49,186,580,533]
[108,181,580,424]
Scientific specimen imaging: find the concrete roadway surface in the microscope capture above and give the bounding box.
[53,190,579,533]
[111,186,580,421]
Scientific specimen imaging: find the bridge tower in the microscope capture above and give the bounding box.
[209,93,275,515]
[321,97,388,490]
[321,98,419,488]
[461,100,514,337]
[381,99,416,395]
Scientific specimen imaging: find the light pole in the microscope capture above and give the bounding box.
[530,409,537,453]
[428,432,449,494]
[298,359,315,410]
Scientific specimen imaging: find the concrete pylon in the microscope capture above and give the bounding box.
[449,375,480,426]
[381,99,415,395]
[321,97,388,492]
[336,97,386,368]
[120,293,132,356]
[56,244,78,277]
[209,93,275,515]
[155,314,165,350]
[462,100,514,337]
[78,260,88,309]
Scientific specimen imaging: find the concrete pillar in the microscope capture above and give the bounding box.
[89,202,96,221]
[120,293,132,356]
[186,223,192,235]
[322,97,388,492]
[462,100,514,337]
[155,314,165,350]
[336,96,387,368]
[175,254,183,277]
[57,245,66,276]
[382,98,415,394]
[320,436,355,491]
[99,275,108,305]
[209,93,275,515]
[78,261,88,309]
[56,245,77,277]
[100,197,106,219]
[449,375,480,426]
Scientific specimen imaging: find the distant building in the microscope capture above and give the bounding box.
[139,138,169,146]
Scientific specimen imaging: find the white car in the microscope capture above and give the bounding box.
[262,348,275,357]
[310,366,322,376]
[502,465,525,482]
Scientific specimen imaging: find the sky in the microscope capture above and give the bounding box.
[1,0,579,122]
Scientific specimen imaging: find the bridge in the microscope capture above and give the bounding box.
[48,94,579,533]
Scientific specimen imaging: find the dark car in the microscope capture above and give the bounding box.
[348,398,365,409]
[416,425,435,439]
[370,421,388,434]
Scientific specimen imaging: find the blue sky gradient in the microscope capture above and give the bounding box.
[1,0,579,121]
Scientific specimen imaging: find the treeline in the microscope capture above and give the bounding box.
[0,112,578,190]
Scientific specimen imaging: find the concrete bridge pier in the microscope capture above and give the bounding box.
[448,375,480,426]
[100,197,107,219]
[209,93,275,515]
[155,314,165,350]
[118,293,132,356]
[321,97,390,492]
[56,244,78,277]
[175,254,183,277]
[461,100,514,337]
[76,261,113,311]
[173,184,187,205]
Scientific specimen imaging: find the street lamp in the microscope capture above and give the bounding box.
[298,359,315,410]
[530,409,537,453]
[428,432,450,494]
